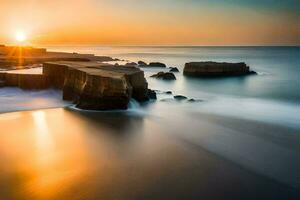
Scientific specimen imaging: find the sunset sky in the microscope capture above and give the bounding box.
[0,0,299,45]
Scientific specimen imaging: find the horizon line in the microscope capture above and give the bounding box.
[36,44,300,48]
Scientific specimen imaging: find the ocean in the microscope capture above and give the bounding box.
[0,46,299,199]
[46,46,300,128]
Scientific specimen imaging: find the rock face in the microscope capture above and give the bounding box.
[43,61,149,110]
[148,62,167,68]
[0,72,49,89]
[150,72,176,80]
[183,62,256,77]
[0,80,5,87]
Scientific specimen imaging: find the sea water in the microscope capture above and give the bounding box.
[0,46,299,197]
[45,46,300,128]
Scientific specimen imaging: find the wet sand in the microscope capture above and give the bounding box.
[0,108,299,200]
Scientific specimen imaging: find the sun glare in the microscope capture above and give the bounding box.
[15,31,27,42]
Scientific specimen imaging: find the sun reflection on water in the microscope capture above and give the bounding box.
[32,111,54,159]
[0,108,191,200]
[25,110,90,199]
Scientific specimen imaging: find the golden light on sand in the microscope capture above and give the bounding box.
[15,31,27,42]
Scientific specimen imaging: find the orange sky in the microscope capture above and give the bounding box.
[0,0,299,45]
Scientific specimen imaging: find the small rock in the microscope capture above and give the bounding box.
[150,72,164,77]
[138,61,147,66]
[149,62,167,68]
[174,95,187,101]
[169,67,179,72]
[161,73,176,80]
[125,62,137,66]
[150,72,176,80]
[165,91,172,94]
[147,89,157,100]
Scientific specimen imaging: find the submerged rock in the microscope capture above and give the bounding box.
[43,61,149,110]
[169,67,179,72]
[183,62,256,77]
[174,95,188,101]
[148,62,167,68]
[160,98,174,102]
[150,72,176,80]
[188,98,203,102]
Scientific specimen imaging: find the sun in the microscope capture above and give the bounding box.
[15,31,27,42]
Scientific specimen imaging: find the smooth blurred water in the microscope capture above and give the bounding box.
[44,47,300,188]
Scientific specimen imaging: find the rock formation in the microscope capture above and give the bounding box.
[150,72,176,80]
[138,61,147,66]
[0,72,48,89]
[174,95,188,101]
[147,89,157,100]
[0,45,115,70]
[137,61,167,68]
[0,61,151,110]
[125,62,138,66]
[183,62,256,77]
[43,61,149,110]
[148,62,167,68]
[169,67,179,72]
[0,46,155,110]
